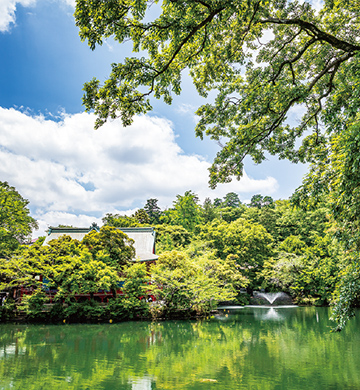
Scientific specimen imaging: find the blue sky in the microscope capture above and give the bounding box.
[0,0,309,236]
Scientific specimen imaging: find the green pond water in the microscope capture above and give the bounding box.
[0,306,359,390]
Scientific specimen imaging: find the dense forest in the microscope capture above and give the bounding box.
[0,181,353,329]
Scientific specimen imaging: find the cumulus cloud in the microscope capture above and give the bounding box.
[61,0,75,7]
[0,0,75,32]
[0,0,36,32]
[0,107,277,235]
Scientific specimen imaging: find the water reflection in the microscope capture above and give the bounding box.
[244,306,298,321]
[0,307,359,390]
[0,343,26,359]
[253,307,285,321]
[130,377,153,390]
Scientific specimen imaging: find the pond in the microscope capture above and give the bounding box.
[0,306,359,389]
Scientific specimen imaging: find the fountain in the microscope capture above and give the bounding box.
[252,291,293,306]
[257,292,285,305]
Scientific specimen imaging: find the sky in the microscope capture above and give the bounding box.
[0,0,309,237]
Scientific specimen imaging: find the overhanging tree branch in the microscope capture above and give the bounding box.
[259,18,360,52]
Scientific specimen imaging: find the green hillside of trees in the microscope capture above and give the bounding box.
[0,182,354,330]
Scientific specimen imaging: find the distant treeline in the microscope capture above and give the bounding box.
[0,185,350,327]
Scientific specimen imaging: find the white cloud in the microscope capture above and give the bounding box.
[176,103,199,124]
[61,0,75,7]
[0,107,277,235]
[0,0,36,32]
[0,0,75,32]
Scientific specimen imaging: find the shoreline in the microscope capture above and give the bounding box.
[1,304,325,325]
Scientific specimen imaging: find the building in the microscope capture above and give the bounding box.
[43,224,158,263]
[40,224,158,302]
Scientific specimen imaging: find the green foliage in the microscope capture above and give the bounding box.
[82,225,135,270]
[102,212,140,227]
[0,299,17,321]
[161,191,201,232]
[159,208,176,226]
[156,233,175,253]
[19,290,47,320]
[108,263,150,320]
[249,195,274,210]
[133,208,150,225]
[292,116,360,328]
[34,236,46,245]
[144,198,162,224]
[242,206,278,241]
[0,226,138,320]
[43,228,134,296]
[279,235,307,255]
[262,234,342,305]
[184,239,249,294]
[218,205,247,223]
[201,197,218,223]
[242,199,329,246]
[174,190,201,231]
[150,250,247,317]
[155,224,192,251]
[200,219,273,288]
[331,260,360,331]
[0,181,38,258]
[0,254,44,293]
[74,0,360,188]
[213,198,222,207]
[63,300,105,321]
[41,234,82,259]
[53,251,119,299]
[294,120,360,250]
[222,192,241,208]
[0,179,351,324]
[0,229,20,259]
[1,227,133,299]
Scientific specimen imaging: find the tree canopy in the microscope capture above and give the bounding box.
[200,218,273,288]
[144,198,162,224]
[150,249,248,316]
[75,0,360,186]
[0,182,38,258]
[160,190,201,231]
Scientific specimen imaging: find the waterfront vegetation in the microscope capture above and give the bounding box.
[0,182,355,330]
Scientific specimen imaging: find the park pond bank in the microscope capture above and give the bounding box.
[1,306,359,389]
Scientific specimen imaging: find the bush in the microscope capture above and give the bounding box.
[0,299,17,321]
[20,290,47,320]
[63,299,106,321]
[107,295,149,320]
